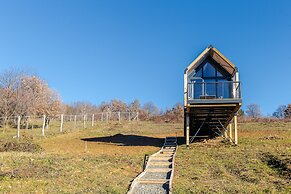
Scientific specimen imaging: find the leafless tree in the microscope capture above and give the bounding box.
[285,104,291,118]
[128,99,141,112]
[143,102,159,116]
[246,104,262,118]
[0,68,23,129]
[67,101,97,115]
[272,105,287,118]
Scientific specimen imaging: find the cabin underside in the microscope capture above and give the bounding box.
[184,100,241,143]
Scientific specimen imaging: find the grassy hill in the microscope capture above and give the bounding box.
[0,121,290,193]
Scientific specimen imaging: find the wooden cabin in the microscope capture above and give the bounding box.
[184,45,242,146]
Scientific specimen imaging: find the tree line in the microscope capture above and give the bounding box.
[0,68,183,123]
[238,104,291,121]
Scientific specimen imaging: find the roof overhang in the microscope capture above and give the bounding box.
[185,46,236,76]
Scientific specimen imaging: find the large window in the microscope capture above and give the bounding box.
[191,57,232,98]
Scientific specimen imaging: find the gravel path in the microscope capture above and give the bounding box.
[128,137,177,194]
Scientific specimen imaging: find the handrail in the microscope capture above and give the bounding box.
[187,81,241,100]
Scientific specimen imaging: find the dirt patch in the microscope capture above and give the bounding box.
[261,153,291,180]
[0,164,52,181]
[0,141,42,152]
[259,135,283,140]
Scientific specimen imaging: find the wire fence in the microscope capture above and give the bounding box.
[0,112,139,139]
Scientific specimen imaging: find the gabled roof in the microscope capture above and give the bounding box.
[185,45,237,76]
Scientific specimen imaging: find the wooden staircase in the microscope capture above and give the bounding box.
[127,137,177,194]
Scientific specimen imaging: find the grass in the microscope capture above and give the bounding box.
[0,121,181,193]
[0,121,290,193]
[173,122,291,194]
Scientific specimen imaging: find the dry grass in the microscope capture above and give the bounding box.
[173,122,291,193]
[0,122,181,193]
[0,121,290,193]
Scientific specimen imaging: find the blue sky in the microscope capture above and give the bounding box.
[0,0,290,115]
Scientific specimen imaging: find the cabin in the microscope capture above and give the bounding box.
[184,45,242,146]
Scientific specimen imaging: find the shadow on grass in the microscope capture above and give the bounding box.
[81,133,164,147]
[81,133,203,147]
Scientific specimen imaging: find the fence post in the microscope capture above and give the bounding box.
[26,117,29,130]
[42,115,46,136]
[136,112,139,121]
[128,112,130,121]
[106,112,109,123]
[118,112,121,123]
[3,117,7,134]
[92,114,94,127]
[60,114,64,132]
[83,115,86,129]
[101,113,103,122]
[17,116,21,139]
[74,115,77,130]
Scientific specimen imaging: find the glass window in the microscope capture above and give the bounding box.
[194,68,202,78]
[203,62,216,77]
[204,79,216,97]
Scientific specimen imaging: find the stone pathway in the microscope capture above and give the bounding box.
[128,137,177,194]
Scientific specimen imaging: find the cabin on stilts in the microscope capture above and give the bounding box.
[184,45,242,146]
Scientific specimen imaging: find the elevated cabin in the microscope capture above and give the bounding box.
[184,46,242,146]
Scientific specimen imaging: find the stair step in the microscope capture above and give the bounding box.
[138,179,170,184]
[146,168,171,173]
[148,162,171,165]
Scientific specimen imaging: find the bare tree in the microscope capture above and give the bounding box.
[272,105,287,118]
[0,68,23,129]
[285,104,291,118]
[143,102,159,116]
[128,99,141,112]
[246,104,262,118]
[68,101,97,115]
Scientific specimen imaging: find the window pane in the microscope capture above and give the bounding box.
[194,68,202,77]
[203,62,216,77]
[217,80,232,98]
[205,79,216,97]
[194,79,203,99]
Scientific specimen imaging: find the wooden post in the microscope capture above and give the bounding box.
[234,115,238,145]
[42,115,46,137]
[106,112,108,123]
[91,114,94,127]
[136,112,139,121]
[229,123,233,143]
[128,112,130,121]
[83,115,86,129]
[26,117,29,130]
[224,128,228,138]
[60,114,63,132]
[186,113,190,148]
[101,113,103,122]
[74,115,77,130]
[118,112,121,123]
[17,116,21,139]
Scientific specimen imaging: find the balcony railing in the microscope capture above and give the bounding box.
[187,81,241,100]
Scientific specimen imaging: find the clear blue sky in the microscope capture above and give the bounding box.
[0,0,290,115]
